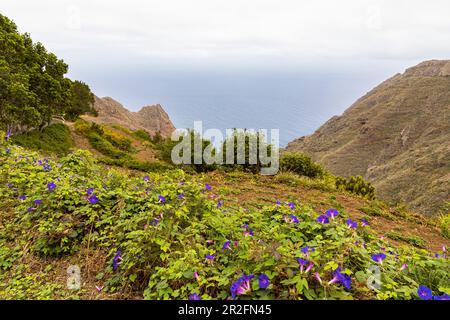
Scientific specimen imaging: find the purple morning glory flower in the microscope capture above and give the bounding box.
[47,182,57,190]
[19,195,26,201]
[88,195,99,204]
[346,218,358,229]
[316,214,329,224]
[230,274,254,299]
[205,183,212,191]
[305,262,314,273]
[222,241,231,250]
[112,250,122,271]
[361,219,370,227]
[434,293,450,300]
[86,188,94,196]
[244,228,254,237]
[372,253,386,264]
[297,258,310,272]
[143,176,150,181]
[288,214,300,223]
[301,246,315,255]
[34,199,42,206]
[217,200,224,208]
[205,254,216,261]
[276,201,282,205]
[6,148,10,154]
[417,285,433,300]
[325,208,339,219]
[288,202,295,210]
[399,263,408,271]
[328,267,352,290]
[158,195,166,203]
[258,274,269,289]
[27,207,34,212]
[178,193,185,200]
[314,272,323,284]
[188,293,201,300]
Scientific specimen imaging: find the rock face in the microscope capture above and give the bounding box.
[287,60,450,215]
[88,96,175,137]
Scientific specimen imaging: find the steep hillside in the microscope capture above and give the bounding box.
[1,137,449,300]
[287,60,450,215]
[82,96,175,138]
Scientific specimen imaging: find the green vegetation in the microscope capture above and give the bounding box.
[0,14,95,132]
[385,232,426,248]
[1,134,448,300]
[11,123,74,155]
[336,175,376,200]
[439,207,450,239]
[280,152,325,178]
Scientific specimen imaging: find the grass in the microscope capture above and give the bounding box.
[385,232,426,248]
[12,123,74,155]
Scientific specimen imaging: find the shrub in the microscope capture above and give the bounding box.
[1,137,449,300]
[11,123,74,155]
[438,210,450,239]
[335,175,376,200]
[280,152,325,178]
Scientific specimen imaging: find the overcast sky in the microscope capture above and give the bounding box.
[2,0,450,69]
[1,0,450,115]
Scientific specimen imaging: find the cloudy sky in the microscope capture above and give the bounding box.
[1,0,449,137]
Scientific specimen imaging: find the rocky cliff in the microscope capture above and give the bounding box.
[287,60,450,215]
[84,96,175,137]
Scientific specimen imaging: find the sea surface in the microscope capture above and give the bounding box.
[86,68,397,147]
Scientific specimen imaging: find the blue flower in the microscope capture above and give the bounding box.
[325,208,339,219]
[112,250,122,271]
[301,246,315,255]
[205,254,216,261]
[34,199,42,206]
[6,148,10,154]
[86,188,94,196]
[27,207,34,213]
[158,195,166,203]
[258,274,269,289]
[361,219,370,227]
[316,214,329,224]
[221,241,231,250]
[205,183,212,191]
[217,200,224,208]
[288,202,295,210]
[288,214,300,224]
[417,285,433,300]
[372,253,386,264]
[230,274,254,299]
[178,193,185,200]
[276,201,282,205]
[346,218,358,229]
[188,293,201,300]
[297,258,309,266]
[328,267,352,290]
[47,182,57,190]
[143,176,150,181]
[434,293,450,300]
[88,195,99,204]
[19,195,26,201]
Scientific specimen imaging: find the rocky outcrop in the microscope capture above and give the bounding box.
[86,96,175,137]
[287,60,450,215]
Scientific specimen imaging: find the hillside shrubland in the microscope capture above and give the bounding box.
[1,132,448,300]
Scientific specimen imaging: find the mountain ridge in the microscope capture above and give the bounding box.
[81,95,175,137]
[287,60,450,215]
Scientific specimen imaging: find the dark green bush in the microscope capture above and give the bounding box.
[12,123,74,155]
[280,152,325,178]
[335,175,376,200]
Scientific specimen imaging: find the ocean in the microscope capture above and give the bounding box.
[85,67,399,147]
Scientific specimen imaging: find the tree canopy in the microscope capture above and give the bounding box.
[0,14,95,132]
